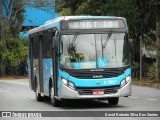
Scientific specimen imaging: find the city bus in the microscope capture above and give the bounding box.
[28,16,132,107]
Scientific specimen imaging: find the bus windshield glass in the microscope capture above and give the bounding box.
[60,33,130,69]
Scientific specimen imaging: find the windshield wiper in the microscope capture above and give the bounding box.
[101,36,104,58]
[68,33,79,51]
[102,32,112,49]
[100,33,112,58]
[71,33,79,46]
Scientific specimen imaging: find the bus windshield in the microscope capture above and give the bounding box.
[60,33,130,69]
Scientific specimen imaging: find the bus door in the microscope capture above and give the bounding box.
[30,35,40,92]
[29,37,35,90]
[38,35,44,94]
[51,30,58,97]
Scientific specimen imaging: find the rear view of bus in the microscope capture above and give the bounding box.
[28,16,132,107]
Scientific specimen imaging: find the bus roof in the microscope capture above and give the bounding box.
[44,16,125,24]
[29,16,127,35]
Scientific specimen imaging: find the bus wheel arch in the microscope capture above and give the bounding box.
[49,78,52,92]
[49,78,61,107]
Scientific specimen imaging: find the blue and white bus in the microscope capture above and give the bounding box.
[28,16,132,107]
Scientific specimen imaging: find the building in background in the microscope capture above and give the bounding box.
[20,2,59,38]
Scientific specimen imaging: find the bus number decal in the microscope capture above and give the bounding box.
[107,80,117,85]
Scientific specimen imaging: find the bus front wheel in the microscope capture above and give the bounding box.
[108,97,119,105]
[50,85,61,107]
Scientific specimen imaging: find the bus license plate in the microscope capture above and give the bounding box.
[92,90,104,95]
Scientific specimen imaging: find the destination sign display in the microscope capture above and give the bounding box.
[61,19,125,30]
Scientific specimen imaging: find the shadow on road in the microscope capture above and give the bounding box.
[43,99,126,109]
[61,99,125,109]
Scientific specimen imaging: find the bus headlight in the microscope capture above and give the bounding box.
[62,78,68,86]
[121,76,131,88]
[61,78,75,90]
[126,76,131,83]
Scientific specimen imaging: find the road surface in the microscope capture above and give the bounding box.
[0,79,160,120]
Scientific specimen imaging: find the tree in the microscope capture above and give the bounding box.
[56,0,84,15]
[0,0,26,75]
[56,0,160,81]
[0,0,56,76]
[145,0,160,81]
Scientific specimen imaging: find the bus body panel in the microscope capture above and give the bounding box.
[43,58,53,96]
[28,59,31,89]
[28,16,131,102]
[33,59,39,91]
[59,80,131,99]
[29,16,128,35]
[59,68,131,88]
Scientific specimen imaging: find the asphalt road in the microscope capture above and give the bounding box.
[0,79,160,120]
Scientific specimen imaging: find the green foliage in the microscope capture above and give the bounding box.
[59,8,72,16]
[147,63,156,80]
[57,0,106,16]
[0,41,3,67]
[0,38,28,75]
[0,0,57,76]
[143,29,159,54]
[0,0,32,76]
[132,62,140,77]
[75,0,106,15]
[57,0,160,81]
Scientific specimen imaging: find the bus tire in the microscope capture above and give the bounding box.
[50,84,61,107]
[108,97,119,105]
[35,79,43,102]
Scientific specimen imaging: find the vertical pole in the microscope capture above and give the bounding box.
[155,5,160,82]
[139,0,142,83]
[140,35,142,83]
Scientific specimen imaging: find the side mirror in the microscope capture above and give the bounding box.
[52,36,56,49]
[52,31,58,49]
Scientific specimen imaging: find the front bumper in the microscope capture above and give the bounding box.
[59,80,131,99]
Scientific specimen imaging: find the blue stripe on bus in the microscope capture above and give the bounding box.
[43,58,52,96]
[59,68,131,87]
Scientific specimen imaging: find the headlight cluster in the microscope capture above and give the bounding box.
[121,76,131,88]
[61,78,75,90]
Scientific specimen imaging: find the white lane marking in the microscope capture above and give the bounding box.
[129,96,139,99]
[0,80,28,85]
[146,98,158,101]
[129,96,159,101]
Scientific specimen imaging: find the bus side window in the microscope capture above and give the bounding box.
[33,35,39,59]
[42,31,52,58]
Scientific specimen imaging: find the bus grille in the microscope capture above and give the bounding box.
[61,66,129,79]
[76,86,120,95]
